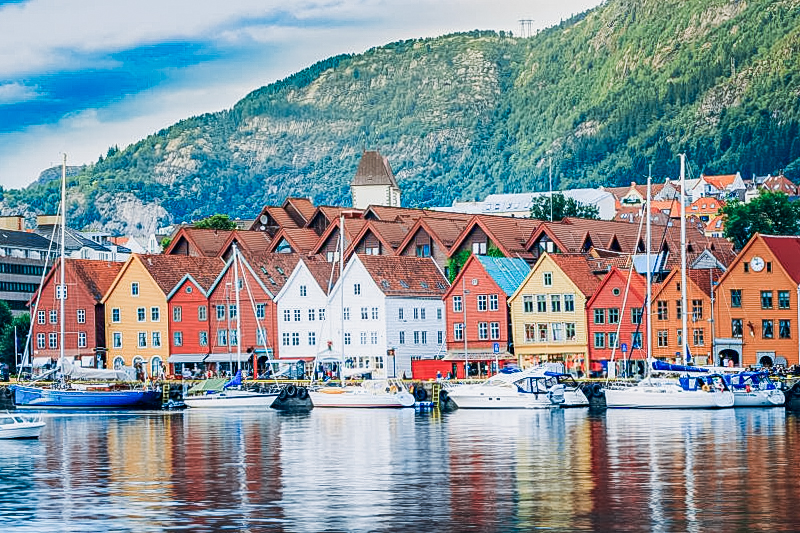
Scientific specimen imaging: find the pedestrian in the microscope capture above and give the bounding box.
[436,370,442,381]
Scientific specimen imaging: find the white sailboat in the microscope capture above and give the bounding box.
[184,244,279,409]
[604,156,734,409]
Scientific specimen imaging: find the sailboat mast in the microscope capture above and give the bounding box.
[645,174,652,365]
[233,244,242,371]
[59,154,66,366]
[680,153,689,364]
[339,214,345,380]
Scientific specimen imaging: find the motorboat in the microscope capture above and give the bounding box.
[604,366,734,409]
[0,411,45,439]
[445,367,566,409]
[183,371,279,409]
[308,379,415,408]
[541,371,589,407]
[723,371,785,407]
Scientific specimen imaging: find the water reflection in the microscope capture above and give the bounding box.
[0,408,799,532]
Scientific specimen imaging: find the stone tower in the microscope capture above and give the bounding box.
[350,150,401,209]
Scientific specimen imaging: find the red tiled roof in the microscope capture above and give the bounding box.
[227,230,272,255]
[71,259,124,301]
[546,254,602,296]
[357,255,448,297]
[761,175,798,195]
[138,254,225,294]
[269,228,322,254]
[687,267,724,297]
[283,197,317,223]
[164,227,234,257]
[302,256,339,295]
[350,220,411,253]
[761,235,800,284]
[702,174,737,190]
[238,250,302,295]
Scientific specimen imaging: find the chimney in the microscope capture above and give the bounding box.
[37,214,62,227]
[0,216,23,231]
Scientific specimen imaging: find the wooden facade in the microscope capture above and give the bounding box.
[166,276,213,374]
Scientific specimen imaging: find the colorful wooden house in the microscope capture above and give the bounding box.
[441,255,529,377]
[714,234,800,368]
[508,253,600,375]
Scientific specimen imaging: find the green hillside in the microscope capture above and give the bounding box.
[3,0,800,234]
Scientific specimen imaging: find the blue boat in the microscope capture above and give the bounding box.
[12,385,162,410]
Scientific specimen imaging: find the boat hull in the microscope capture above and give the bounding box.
[562,389,589,407]
[732,389,785,407]
[308,390,415,408]
[604,387,734,409]
[13,385,162,410]
[447,387,560,409]
[184,390,278,408]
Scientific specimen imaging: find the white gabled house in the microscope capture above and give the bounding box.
[273,257,336,364]
[326,254,449,379]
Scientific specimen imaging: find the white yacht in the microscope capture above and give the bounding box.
[446,367,566,409]
[0,412,45,439]
[725,371,785,407]
[308,379,415,408]
[604,370,734,409]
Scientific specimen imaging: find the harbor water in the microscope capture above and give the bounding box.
[1,407,799,532]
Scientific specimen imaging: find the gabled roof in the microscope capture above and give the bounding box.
[356,255,448,298]
[586,267,646,309]
[395,216,471,255]
[546,254,602,297]
[163,227,234,257]
[34,259,123,305]
[760,175,798,195]
[761,235,800,284]
[651,267,723,300]
[220,230,272,257]
[232,250,303,298]
[347,219,411,256]
[351,150,399,187]
[267,228,322,254]
[701,173,740,190]
[450,215,540,259]
[303,256,339,295]
[139,255,225,294]
[282,197,317,225]
[474,255,531,296]
[311,217,369,255]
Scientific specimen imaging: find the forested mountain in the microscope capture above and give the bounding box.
[3,0,800,235]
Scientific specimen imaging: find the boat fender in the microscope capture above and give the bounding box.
[413,387,427,402]
[439,390,449,405]
[278,388,289,402]
[2,387,11,399]
[389,385,398,393]
[285,384,297,398]
[591,383,602,398]
[297,387,308,400]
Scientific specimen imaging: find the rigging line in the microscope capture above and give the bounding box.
[238,250,279,385]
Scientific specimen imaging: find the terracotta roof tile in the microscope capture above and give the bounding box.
[761,235,800,284]
[357,255,448,297]
[546,253,602,296]
[165,228,234,257]
[239,251,302,295]
[71,259,124,301]
[138,255,225,294]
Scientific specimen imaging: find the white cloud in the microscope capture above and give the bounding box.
[0,81,41,104]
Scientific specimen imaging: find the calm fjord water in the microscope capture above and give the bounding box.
[1,407,798,532]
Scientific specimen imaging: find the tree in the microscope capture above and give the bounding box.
[0,305,28,371]
[193,214,238,231]
[529,193,600,221]
[721,190,800,249]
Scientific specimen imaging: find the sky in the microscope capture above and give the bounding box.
[0,0,603,190]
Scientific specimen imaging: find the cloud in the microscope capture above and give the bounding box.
[0,81,41,104]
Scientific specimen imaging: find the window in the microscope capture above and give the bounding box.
[537,324,548,342]
[478,322,488,339]
[416,244,431,257]
[454,323,464,341]
[767,261,773,272]
[657,301,668,320]
[308,332,316,346]
[543,272,553,286]
[693,328,705,346]
[308,309,315,321]
[477,295,487,311]
[565,323,576,341]
[257,327,267,345]
[691,300,703,321]
[399,331,405,344]
[78,332,87,348]
[282,333,290,346]
[199,331,208,346]
[730,289,742,307]
[608,308,619,324]
[537,295,547,313]
[131,282,139,296]
[523,296,534,313]
[608,331,618,349]
[216,305,225,320]
[37,310,45,324]
[49,309,57,324]
[675,300,682,320]
[564,294,575,312]
[173,332,183,347]
[489,295,498,311]
[112,332,122,348]
[291,332,300,346]
[151,307,160,322]
[137,307,146,322]
[300,285,307,297]
[524,324,535,343]
[657,330,668,347]
[230,305,238,319]
[420,308,426,320]
[550,294,561,313]
[257,304,266,319]
[631,331,642,349]
[763,320,774,339]
[371,332,378,344]
[372,307,379,320]
[677,329,682,347]
[472,241,487,254]
[438,331,443,344]
[490,322,500,340]
[761,291,773,309]
[77,309,86,324]
[152,332,161,348]
[779,319,791,339]
[36,333,45,349]
[319,308,325,321]
[354,283,361,295]
[138,332,147,348]
[779,291,790,309]
[48,332,58,349]
[413,331,420,344]
[453,296,462,313]
[343,307,350,320]
[593,309,605,324]
[198,305,207,321]
[173,306,182,322]
[413,308,419,320]
[361,332,367,345]
[361,307,369,320]
[731,319,743,338]
[552,323,564,342]
[437,308,442,320]
[218,329,228,346]
[594,332,605,349]
[631,308,643,324]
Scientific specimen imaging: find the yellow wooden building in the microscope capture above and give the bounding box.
[508,253,601,375]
